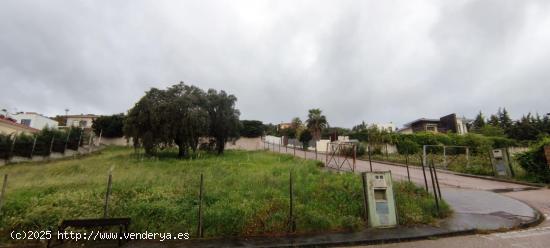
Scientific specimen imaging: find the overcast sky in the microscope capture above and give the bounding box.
[1,0,549,128]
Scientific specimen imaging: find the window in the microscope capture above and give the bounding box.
[426,124,437,132]
[20,119,31,126]
[79,120,87,127]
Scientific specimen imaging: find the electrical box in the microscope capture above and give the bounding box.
[491,148,511,177]
[365,171,397,228]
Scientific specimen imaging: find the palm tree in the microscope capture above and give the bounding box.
[291,117,303,129]
[306,109,328,141]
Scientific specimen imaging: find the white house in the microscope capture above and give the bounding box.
[13,112,58,130]
[66,114,99,129]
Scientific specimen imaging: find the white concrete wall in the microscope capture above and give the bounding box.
[265,135,283,145]
[225,137,263,151]
[13,113,58,130]
[316,139,330,152]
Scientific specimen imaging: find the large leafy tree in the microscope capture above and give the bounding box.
[124,82,240,157]
[92,114,125,138]
[205,89,241,154]
[240,120,264,138]
[306,108,328,141]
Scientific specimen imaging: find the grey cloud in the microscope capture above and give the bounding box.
[1,0,550,128]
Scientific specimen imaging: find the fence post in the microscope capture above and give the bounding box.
[367,144,373,172]
[288,171,295,233]
[0,174,7,213]
[98,129,103,147]
[64,128,72,154]
[421,146,429,192]
[315,146,318,160]
[103,171,113,218]
[405,151,411,182]
[432,160,442,200]
[443,146,447,169]
[30,136,37,158]
[9,135,17,162]
[88,133,93,153]
[77,130,83,149]
[361,172,368,222]
[428,160,440,215]
[293,143,296,157]
[49,137,55,158]
[197,173,204,238]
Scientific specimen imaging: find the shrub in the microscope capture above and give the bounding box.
[239,120,264,138]
[516,138,550,183]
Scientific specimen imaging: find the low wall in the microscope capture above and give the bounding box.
[265,135,283,145]
[1,145,104,166]
[225,137,263,151]
[98,137,132,146]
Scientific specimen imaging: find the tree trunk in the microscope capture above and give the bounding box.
[178,145,186,158]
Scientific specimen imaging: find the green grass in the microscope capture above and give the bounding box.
[0,147,449,242]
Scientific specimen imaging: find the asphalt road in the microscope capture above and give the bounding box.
[265,143,550,247]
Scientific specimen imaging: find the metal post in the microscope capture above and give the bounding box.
[315,146,318,160]
[443,146,447,169]
[288,171,295,233]
[368,144,373,172]
[325,143,329,165]
[405,151,411,182]
[103,172,113,218]
[428,160,440,215]
[49,137,55,155]
[432,160,442,200]
[9,135,17,161]
[30,136,37,158]
[77,130,83,148]
[351,145,357,171]
[466,147,470,167]
[0,174,7,213]
[88,133,93,153]
[198,173,204,238]
[64,128,72,154]
[361,172,368,222]
[293,143,296,157]
[421,146,429,192]
[98,129,103,147]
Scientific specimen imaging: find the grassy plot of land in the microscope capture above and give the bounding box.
[0,147,450,241]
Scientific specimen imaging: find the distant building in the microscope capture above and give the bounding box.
[66,114,99,129]
[0,116,40,135]
[278,122,292,130]
[12,112,58,130]
[399,113,469,135]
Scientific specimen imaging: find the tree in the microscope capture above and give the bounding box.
[471,111,486,131]
[488,114,500,127]
[92,114,125,138]
[498,108,513,131]
[291,117,302,129]
[240,120,264,137]
[124,82,240,157]
[306,108,328,141]
[298,129,313,149]
[205,89,241,154]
